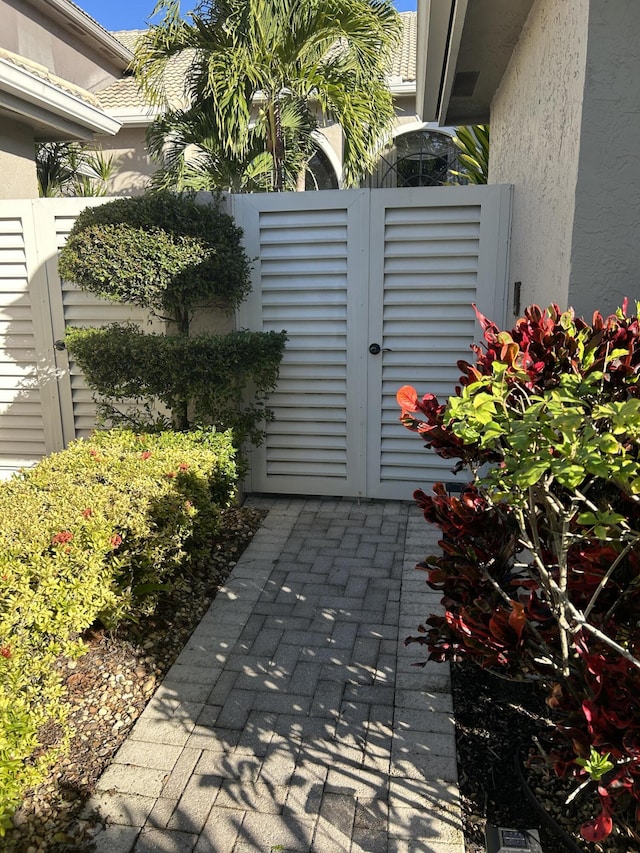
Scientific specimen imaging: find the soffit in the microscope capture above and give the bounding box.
[417,0,534,125]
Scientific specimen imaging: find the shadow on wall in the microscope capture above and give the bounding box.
[98,142,156,197]
[0,232,56,479]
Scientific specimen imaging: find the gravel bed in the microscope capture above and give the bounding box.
[452,660,640,853]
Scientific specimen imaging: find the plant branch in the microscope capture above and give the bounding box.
[584,538,637,619]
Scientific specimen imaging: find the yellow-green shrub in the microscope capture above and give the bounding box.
[0,428,236,832]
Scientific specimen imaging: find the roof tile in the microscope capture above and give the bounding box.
[97,11,417,114]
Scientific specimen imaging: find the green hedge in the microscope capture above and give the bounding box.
[65,324,288,444]
[0,428,236,833]
[57,192,251,315]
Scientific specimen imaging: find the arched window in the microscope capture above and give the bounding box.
[306,146,339,190]
[366,127,461,189]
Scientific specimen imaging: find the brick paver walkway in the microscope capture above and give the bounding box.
[88,497,464,853]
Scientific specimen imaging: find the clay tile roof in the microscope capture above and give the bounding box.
[97,11,416,114]
[110,30,145,52]
[0,47,102,108]
[391,12,416,82]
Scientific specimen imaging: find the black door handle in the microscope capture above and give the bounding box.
[369,343,381,355]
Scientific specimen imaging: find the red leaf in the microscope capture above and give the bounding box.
[396,385,419,413]
[507,600,526,641]
[580,808,613,842]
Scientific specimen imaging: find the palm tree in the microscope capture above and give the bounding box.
[132,0,402,191]
[146,96,317,192]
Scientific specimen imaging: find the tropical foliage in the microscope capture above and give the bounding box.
[132,0,402,191]
[398,301,640,844]
[36,143,118,197]
[450,124,489,185]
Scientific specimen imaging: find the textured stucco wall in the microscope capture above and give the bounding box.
[0,122,38,198]
[1,0,124,91]
[568,0,640,318]
[94,127,154,197]
[489,0,588,315]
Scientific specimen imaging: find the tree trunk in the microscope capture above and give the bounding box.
[173,401,190,431]
[266,99,285,191]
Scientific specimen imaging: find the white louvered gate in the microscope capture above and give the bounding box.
[234,186,512,500]
[0,188,510,494]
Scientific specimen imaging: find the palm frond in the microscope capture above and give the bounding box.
[132,0,402,191]
[450,124,490,185]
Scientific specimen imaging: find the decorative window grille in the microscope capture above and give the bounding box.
[305,148,339,190]
[365,129,463,189]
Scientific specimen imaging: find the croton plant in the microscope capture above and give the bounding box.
[398,301,640,844]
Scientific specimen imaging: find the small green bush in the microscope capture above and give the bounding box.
[57,192,251,317]
[0,428,236,833]
[65,325,288,445]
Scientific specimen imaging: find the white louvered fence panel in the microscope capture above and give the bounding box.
[234,192,369,495]
[0,208,50,474]
[0,189,510,491]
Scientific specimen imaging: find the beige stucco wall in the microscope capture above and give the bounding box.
[1,0,124,92]
[489,0,588,316]
[0,121,38,197]
[94,126,154,196]
[568,0,640,318]
[392,94,422,128]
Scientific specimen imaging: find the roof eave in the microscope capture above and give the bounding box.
[106,106,162,127]
[416,0,536,126]
[389,81,417,95]
[24,0,134,68]
[0,57,122,140]
[416,0,468,125]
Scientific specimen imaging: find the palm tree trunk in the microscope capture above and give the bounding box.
[267,98,285,191]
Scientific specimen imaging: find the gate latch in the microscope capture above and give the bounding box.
[368,343,392,355]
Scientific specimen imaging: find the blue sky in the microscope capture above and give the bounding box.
[82,0,417,32]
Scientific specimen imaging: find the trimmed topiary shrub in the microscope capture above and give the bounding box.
[58,191,286,437]
[57,192,251,320]
[65,324,287,446]
[0,428,236,834]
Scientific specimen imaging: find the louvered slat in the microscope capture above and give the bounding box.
[57,216,151,440]
[0,214,46,474]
